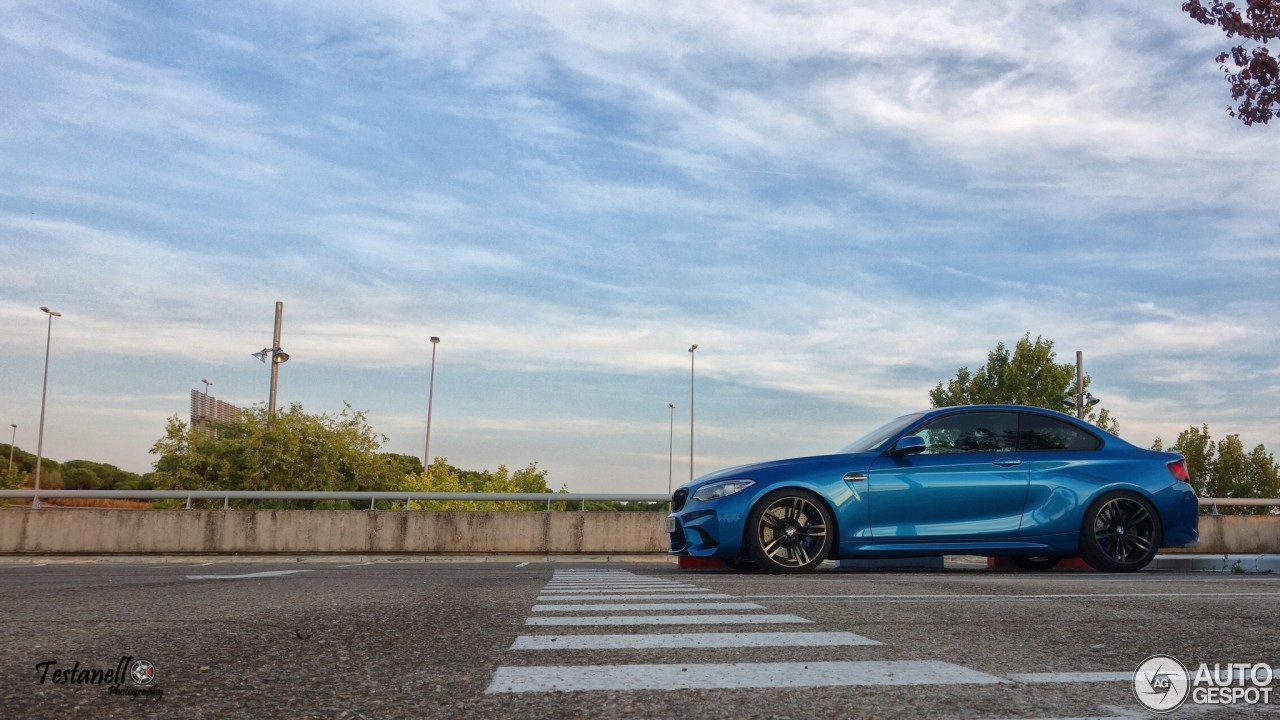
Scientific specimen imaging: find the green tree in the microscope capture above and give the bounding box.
[1184,0,1280,126]
[61,460,144,490]
[1160,425,1280,514]
[929,334,1119,433]
[149,402,408,507]
[397,458,556,511]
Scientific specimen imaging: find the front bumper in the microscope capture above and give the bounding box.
[667,505,746,559]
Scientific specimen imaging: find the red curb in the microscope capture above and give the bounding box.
[676,555,727,569]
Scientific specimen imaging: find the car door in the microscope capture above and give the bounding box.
[868,411,1029,540]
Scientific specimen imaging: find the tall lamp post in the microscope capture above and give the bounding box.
[667,402,675,495]
[424,336,440,470]
[200,379,213,423]
[688,343,697,482]
[7,423,15,476]
[35,306,61,508]
[253,302,289,417]
[1063,350,1100,419]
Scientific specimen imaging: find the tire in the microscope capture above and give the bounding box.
[1007,556,1062,572]
[745,489,834,574]
[1079,491,1162,573]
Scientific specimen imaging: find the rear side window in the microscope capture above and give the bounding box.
[914,412,1017,454]
[1019,414,1101,451]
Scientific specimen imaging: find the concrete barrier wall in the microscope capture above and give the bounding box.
[1192,515,1280,554]
[0,510,669,554]
[0,509,1274,555]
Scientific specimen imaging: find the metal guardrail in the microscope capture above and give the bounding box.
[0,489,670,511]
[1200,498,1280,515]
[0,491,1274,513]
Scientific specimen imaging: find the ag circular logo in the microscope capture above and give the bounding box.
[129,659,155,687]
[1134,654,1189,713]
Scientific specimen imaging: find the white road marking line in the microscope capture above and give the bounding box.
[526,614,810,626]
[186,570,314,580]
[515,562,529,568]
[335,561,376,568]
[1009,672,1135,683]
[1012,669,1255,684]
[485,660,1005,693]
[537,593,733,601]
[741,592,1280,601]
[532,601,763,612]
[510,631,881,650]
[535,586,711,591]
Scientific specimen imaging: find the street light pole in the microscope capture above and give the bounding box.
[1075,350,1084,419]
[424,336,440,471]
[201,379,213,423]
[269,301,284,417]
[7,423,15,476]
[35,306,61,508]
[667,402,675,495]
[688,344,697,482]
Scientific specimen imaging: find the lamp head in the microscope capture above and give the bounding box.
[668,402,675,409]
[273,349,290,364]
[689,344,698,352]
[430,336,440,344]
[1084,392,1100,408]
[40,306,61,317]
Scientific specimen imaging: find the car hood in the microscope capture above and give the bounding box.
[682,452,877,489]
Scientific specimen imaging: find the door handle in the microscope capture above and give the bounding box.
[992,458,1022,467]
[843,472,868,482]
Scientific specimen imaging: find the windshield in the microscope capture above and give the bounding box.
[838,413,923,454]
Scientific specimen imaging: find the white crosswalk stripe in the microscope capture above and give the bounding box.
[531,601,764,612]
[510,631,881,650]
[526,613,810,626]
[486,660,1006,693]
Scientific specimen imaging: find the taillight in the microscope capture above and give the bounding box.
[1167,459,1191,483]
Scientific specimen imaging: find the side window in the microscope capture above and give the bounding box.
[914,412,1017,454]
[1019,414,1102,451]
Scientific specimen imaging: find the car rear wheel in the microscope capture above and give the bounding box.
[1079,491,1161,573]
[1007,556,1062,571]
[746,489,833,574]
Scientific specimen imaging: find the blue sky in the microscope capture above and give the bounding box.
[2,1,1278,493]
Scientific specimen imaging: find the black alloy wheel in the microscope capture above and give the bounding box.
[1079,491,1162,572]
[1007,556,1063,572]
[746,489,833,574]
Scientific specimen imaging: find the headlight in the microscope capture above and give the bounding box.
[692,479,755,502]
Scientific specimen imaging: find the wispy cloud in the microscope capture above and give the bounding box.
[1,1,1278,489]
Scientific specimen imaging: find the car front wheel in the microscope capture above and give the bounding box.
[746,489,833,574]
[1079,491,1162,572]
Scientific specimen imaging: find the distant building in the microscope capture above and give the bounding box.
[190,389,242,433]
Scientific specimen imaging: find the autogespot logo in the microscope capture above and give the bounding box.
[1134,654,1190,713]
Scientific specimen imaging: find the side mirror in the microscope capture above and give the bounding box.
[892,436,926,456]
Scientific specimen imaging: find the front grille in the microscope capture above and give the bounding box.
[672,488,688,512]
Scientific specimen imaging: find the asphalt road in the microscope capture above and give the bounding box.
[1,558,1277,719]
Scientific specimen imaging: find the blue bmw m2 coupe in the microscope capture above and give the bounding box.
[667,405,1199,573]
